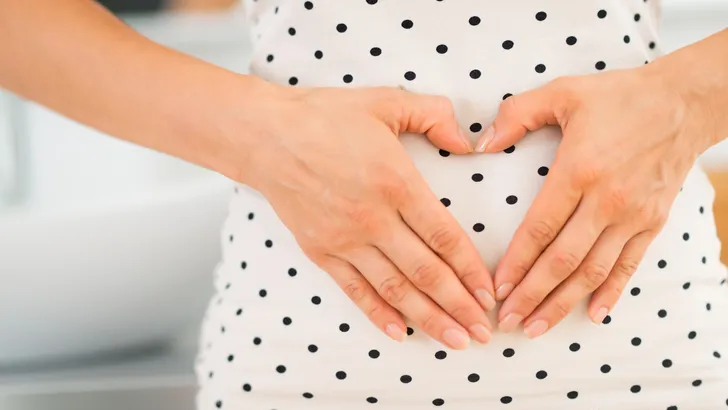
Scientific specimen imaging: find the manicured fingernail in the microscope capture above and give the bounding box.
[443,328,470,350]
[496,283,514,301]
[459,127,474,153]
[468,324,492,344]
[385,323,406,342]
[523,320,548,339]
[475,289,496,311]
[498,313,523,333]
[475,125,495,153]
[592,307,609,325]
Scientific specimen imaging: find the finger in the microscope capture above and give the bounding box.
[522,226,629,338]
[475,78,570,153]
[376,220,494,342]
[397,177,497,311]
[322,255,407,342]
[493,160,581,301]
[378,87,473,154]
[346,246,476,349]
[498,200,605,334]
[589,231,655,323]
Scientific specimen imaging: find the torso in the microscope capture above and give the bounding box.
[195,1,728,409]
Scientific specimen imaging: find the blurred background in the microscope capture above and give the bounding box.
[0,0,726,409]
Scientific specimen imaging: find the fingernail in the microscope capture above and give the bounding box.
[592,307,609,325]
[475,289,496,311]
[474,125,495,153]
[496,283,514,301]
[443,328,470,350]
[498,313,523,333]
[459,128,474,153]
[468,324,492,344]
[385,323,406,342]
[523,320,549,339]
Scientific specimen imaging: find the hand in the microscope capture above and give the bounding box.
[475,66,712,338]
[242,84,497,349]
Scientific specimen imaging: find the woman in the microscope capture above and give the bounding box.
[1,0,726,408]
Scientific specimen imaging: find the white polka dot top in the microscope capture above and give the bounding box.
[195,1,728,409]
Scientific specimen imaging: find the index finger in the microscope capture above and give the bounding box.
[493,161,582,300]
[397,177,496,311]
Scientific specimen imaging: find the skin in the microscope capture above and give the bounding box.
[1,0,726,348]
[0,0,496,350]
[475,29,728,338]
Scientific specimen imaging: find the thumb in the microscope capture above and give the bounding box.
[393,88,473,155]
[476,80,566,153]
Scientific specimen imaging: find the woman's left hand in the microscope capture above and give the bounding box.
[478,64,715,338]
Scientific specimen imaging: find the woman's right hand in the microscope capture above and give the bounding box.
[240,84,496,349]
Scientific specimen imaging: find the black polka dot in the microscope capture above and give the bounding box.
[366,0,377,4]
[336,23,347,32]
[266,54,274,62]
[468,16,481,26]
[632,337,642,346]
[308,344,318,352]
[683,233,690,241]
[227,354,234,362]
[259,289,267,297]
[401,19,413,29]
[470,69,482,79]
[468,373,480,382]
[702,256,707,264]
[336,371,347,380]
[304,1,313,10]
[504,145,516,153]
[288,27,296,35]
[400,374,412,383]
[688,331,697,339]
[662,359,673,368]
[343,74,353,83]
[503,93,513,100]
[567,391,579,399]
[215,400,222,408]
[566,36,577,45]
[288,267,298,277]
[339,323,350,332]
[634,13,641,22]
[658,260,667,268]
[506,195,518,205]
[597,9,607,18]
[433,398,445,406]
[658,309,667,318]
[303,392,314,399]
[631,385,641,393]
[253,337,262,345]
[602,315,612,324]
[276,365,287,373]
[631,287,641,296]
[535,11,547,21]
[569,343,581,352]
[667,406,678,410]
[440,198,451,207]
[236,308,243,316]
[404,71,416,81]
[700,206,705,214]
[366,397,378,403]
[595,61,606,70]
[501,396,513,404]
[706,303,712,311]
[311,296,321,305]
[473,223,485,232]
[438,149,451,157]
[283,317,292,325]
[624,35,631,43]
[503,348,515,357]
[714,351,722,358]
[265,239,274,247]
[601,364,612,373]
[242,383,251,392]
[683,282,691,290]
[472,173,484,182]
[435,350,447,360]
[314,50,323,59]
[406,327,414,336]
[436,44,448,54]
[538,166,549,176]
[470,122,483,132]
[535,64,546,73]
[536,370,548,379]
[502,40,514,50]
[369,349,380,358]
[370,47,382,56]
[692,379,702,387]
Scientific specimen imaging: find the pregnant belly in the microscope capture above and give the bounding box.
[399,126,562,271]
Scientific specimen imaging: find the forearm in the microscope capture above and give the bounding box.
[649,29,728,151]
[0,0,274,181]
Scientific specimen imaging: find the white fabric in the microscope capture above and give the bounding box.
[195,1,728,408]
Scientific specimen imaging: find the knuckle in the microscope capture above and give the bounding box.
[519,288,544,308]
[343,201,380,234]
[606,185,630,212]
[525,220,558,247]
[581,263,610,288]
[432,95,455,116]
[550,249,582,274]
[612,258,639,281]
[377,276,410,306]
[372,170,410,206]
[446,303,472,322]
[420,310,442,334]
[365,302,388,323]
[426,224,462,254]
[342,277,369,304]
[409,262,443,290]
[574,162,603,186]
[550,299,572,320]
